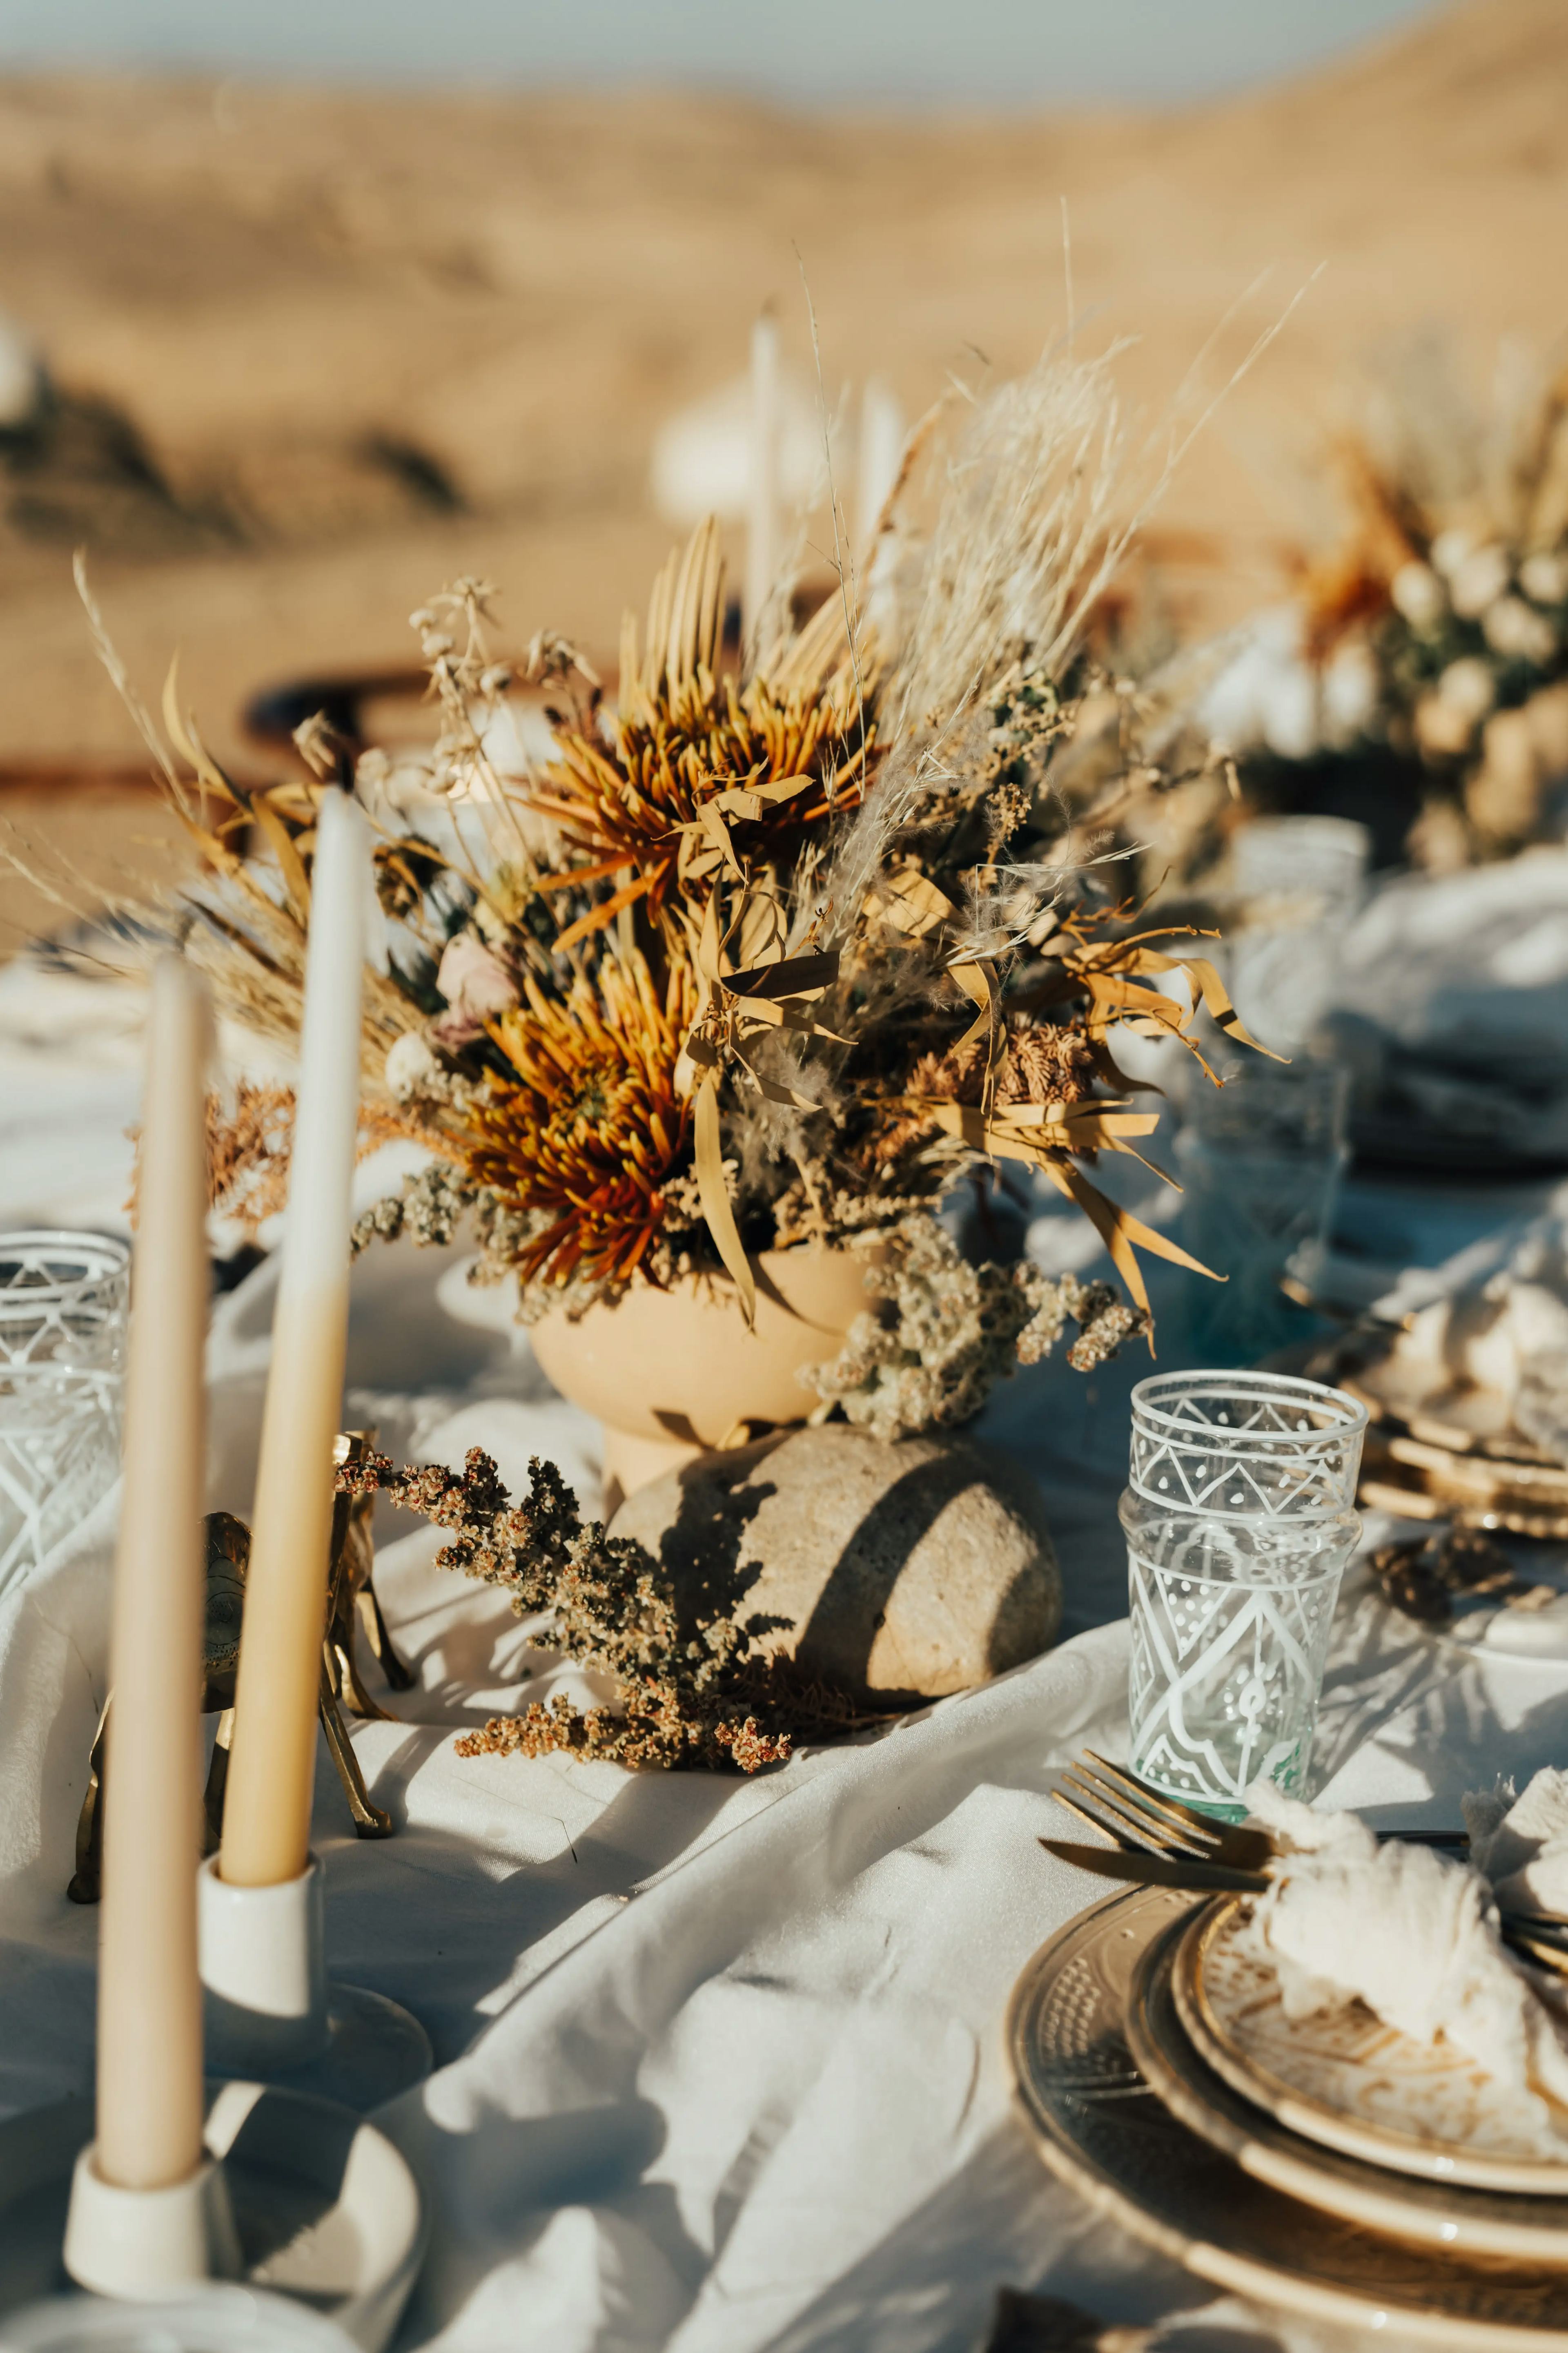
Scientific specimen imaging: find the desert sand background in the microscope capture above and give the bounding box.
[0,0,1565,929]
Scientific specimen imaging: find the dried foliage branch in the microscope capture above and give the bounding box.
[335,1443,881,1772]
[202,1082,451,1239]
[802,1213,1149,1441]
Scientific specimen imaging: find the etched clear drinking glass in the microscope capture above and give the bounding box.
[1121,1370,1367,1819]
[1228,813,1371,1057]
[1176,1060,1350,1365]
[0,1365,122,1596]
[0,1229,129,1391]
[0,1234,129,1592]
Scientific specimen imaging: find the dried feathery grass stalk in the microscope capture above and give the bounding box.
[818,286,1316,944]
[0,810,158,961]
[796,260,873,787]
[895,280,1317,745]
[71,551,186,808]
[891,347,1135,737]
[395,577,559,917]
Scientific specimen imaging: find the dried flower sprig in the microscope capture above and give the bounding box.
[802,1214,1148,1441]
[201,1083,454,1240]
[204,1080,295,1235]
[335,1443,882,1771]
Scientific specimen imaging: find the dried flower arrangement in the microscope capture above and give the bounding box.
[1218,341,1568,870]
[53,340,1277,1443]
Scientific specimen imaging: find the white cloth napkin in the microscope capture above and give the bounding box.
[1330,850,1568,1082]
[1467,1767,1568,1916]
[1369,1187,1568,1405]
[1241,1780,1568,2131]
[1318,850,1568,1163]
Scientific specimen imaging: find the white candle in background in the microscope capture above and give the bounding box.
[745,308,781,645]
[220,789,368,1889]
[96,955,211,2190]
[857,376,906,551]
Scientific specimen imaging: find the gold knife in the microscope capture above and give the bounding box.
[1039,1838,1271,1896]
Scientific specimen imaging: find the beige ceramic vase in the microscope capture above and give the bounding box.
[528,1245,877,1513]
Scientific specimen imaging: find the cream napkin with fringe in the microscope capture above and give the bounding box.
[1239,1777,1568,2132]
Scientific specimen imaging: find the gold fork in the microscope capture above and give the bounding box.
[1051,1749,1275,1872]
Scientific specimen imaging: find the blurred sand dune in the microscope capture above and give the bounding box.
[0,0,1564,790]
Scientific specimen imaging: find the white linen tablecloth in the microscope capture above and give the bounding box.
[1,955,1565,2353]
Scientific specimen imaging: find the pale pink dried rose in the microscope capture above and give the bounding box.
[433,930,519,1045]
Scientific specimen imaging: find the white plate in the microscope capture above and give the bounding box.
[1129,1910,1568,2263]
[1180,1896,1568,2194]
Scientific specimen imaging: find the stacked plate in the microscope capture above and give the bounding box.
[1303,1320,1568,1540]
[1010,1886,1568,2345]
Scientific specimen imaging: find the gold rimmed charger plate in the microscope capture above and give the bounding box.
[1127,1909,1568,2264]
[1178,1895,1568,2194]
[1008,1888,1568,2345]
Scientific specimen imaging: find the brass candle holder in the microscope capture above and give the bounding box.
[68,1430,411,1903]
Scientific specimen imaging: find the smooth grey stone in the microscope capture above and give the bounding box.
[608,1424,1061,1705]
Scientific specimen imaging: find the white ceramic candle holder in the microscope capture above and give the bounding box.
[62,2148,240,2297]
[198,1856,431,2113]
[0,2083,423,2353]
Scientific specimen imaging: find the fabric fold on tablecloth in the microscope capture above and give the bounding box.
[377,1620,1168,2353]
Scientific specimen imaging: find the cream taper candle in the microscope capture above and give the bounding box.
[96,955,211,2190]
[219,789,368,1888]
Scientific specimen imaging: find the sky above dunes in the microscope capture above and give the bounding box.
[1,0,1442,109]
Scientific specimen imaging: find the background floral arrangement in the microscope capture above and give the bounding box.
[63,343,1270,1440]
[1210,342,1568,874]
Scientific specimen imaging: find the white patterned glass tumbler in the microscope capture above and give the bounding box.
[0,1367,121,1596]
[1120,1370,1367,1819]
[0,1230,129,1420]
[0,1233,128,1592]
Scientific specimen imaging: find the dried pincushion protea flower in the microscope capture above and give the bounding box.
[465,950,697,1287]
[335,1442,873,1771]
[526,518,875,949]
